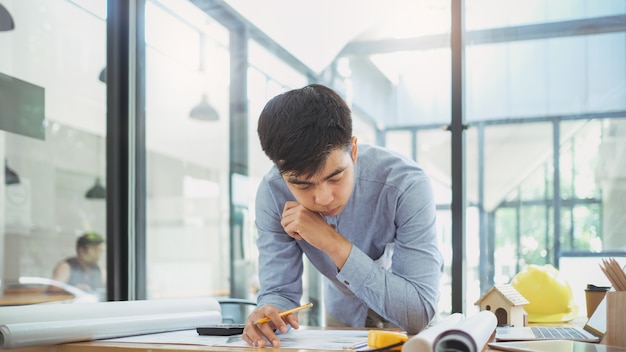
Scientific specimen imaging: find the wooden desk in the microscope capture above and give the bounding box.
[5,342,255,352]
[2,327,502,352]
[4,339,505,352]
[0,293,74,306]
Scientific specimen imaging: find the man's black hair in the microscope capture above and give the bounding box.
[257,84,353,177]
[77,232,104,250]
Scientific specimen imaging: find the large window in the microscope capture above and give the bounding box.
[144,0,232,299]
[379,0,626,315]
[3,1,625,325]
[1,0,107,303]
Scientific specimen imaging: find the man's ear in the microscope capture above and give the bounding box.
[351,136,358,163]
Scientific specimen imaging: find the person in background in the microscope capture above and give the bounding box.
[243,84,443,348]
[52,232,106,294]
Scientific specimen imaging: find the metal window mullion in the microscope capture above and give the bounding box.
[105,0,146,301]
[450,0,466,314]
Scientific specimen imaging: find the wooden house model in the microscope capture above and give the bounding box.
[474,284,529,327]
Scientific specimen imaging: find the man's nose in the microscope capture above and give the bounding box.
[314,184,333,205]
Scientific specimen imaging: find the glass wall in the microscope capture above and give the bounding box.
[143,0,232,299]
[1,0,108,303]
[383,0,626,315]
[466,0,626,315]
[3,0,625,326]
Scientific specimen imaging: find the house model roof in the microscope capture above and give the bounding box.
[474,284,529,307]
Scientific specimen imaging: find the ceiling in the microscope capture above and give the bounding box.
[223,0,381,74]
[3,0,620,214]
[219,0,450,76]
[189,0,625,211]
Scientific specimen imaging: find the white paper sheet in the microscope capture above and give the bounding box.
[219,329,370,349]
[433,311,497,352]
[402,311,497,352]
[105,328,371,350]
[103,329,231,345]
[0,297,221,350]
[402,313,464,352]
[1,297,219,323]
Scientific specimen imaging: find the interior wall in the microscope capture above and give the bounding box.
[598,120,626,251]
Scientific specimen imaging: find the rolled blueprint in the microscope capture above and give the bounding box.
[0,297,221,349]
[433,311,497,352]
[402,310,497,352]
[402,313,465,352]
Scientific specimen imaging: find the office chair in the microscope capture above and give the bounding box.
[218,297,257,323]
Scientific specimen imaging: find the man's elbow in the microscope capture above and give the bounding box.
[404,296,438,334]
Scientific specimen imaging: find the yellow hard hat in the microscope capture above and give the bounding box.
[511,264,578,323]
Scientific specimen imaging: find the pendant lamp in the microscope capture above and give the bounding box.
[4,159,19,185]
[189,94,219,121]
[85,136,106,199]
[85,177,106,199]
[98,67,106,83]
[0,3,15,31]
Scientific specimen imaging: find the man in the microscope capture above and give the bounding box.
[243,84,443,348]
[52,232,106,293]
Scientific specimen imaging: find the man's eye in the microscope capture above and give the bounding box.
[294,184,311,190]
[330,176,343,183]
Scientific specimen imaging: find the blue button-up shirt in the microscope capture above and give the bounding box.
[254,144,443,334]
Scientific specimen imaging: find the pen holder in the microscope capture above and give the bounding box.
[602,291,626,348]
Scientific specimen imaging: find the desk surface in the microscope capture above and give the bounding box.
[2,328,504,352]
[4,340,506,352]
[3,317,595,352]
[0,293,74,306]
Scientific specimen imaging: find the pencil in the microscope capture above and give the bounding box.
[600,258,626,291]
[343,341,368,350]
[609,258,626,290]
[254,303,313,325]
[606,258,626,291]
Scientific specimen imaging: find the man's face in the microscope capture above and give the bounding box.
[80,243,104,265]
[282,137,358,217]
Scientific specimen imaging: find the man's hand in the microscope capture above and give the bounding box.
[242,304,300,348]
[281,201,352,269]
[281,201,328,243]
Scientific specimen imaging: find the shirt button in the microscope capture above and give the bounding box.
[343,280,350,285]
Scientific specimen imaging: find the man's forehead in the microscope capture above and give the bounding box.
[283,148,352,181]
[286,165,347,184]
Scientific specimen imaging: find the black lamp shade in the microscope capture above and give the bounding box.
[0,3,15,31]
[98,67,106,83]
[85,177,106,199]
[190,94,219,121]
[5,164,19,185]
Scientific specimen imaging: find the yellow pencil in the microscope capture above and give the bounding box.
[254,302,313,325]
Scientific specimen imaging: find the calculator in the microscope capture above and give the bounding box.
[196,324,245,336]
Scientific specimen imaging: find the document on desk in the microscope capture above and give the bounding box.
[104,329,231,345]
[105,328,370,350]
[219,329,370,349]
